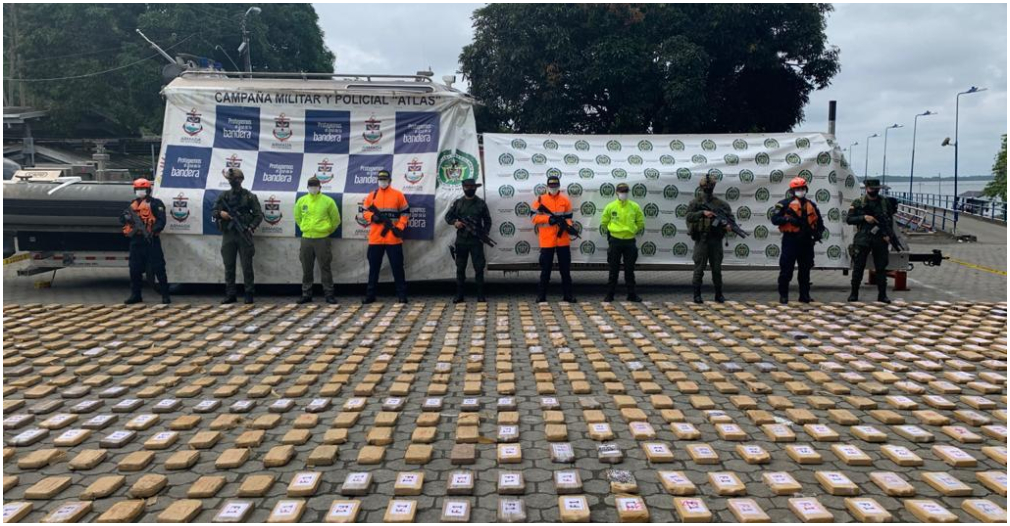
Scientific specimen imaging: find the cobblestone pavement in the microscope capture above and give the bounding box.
[2,299,1006,523]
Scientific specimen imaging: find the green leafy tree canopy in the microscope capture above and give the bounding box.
[4,3,334,137]
[983,134,1007,201]
[460,4,840,134]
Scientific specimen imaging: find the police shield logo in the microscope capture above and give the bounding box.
[631,183,647,198]
[701,139,717,151]
[754,225,769,239]
[575,140,590,151]
[770,170,784,183]
[546,167,562,178]
[580,201,597,217]
[724,154,740,165]
[676,168,692,180]
[263,195,283,225]
[845,174,856,188]
[183,108,203,136]
[514,169,529,181]
[736,206,752,221]
[404,158,425,184]
[606,140,622,152]
[707,169,723,181]
[828,208,841,222]
[675,204,689,218]
[644,168,660,180]
[499,221,516,237]
[499,185,515,198]
[815,189,830,203]
[755,152,770,166]
[828,170,838,184]
[637,140,653,151]
[438,150,479,186]
[739,169,755,183]
[660,155,675,165]
[725,187,740,201]
[531,153,547,165]
[599,183,615,198]
[785,153,802,166]
[579,240,595,255]
[755,187,770,202]
[579,168,594,179]
[171,193,190,222]
[355,200,369,226]
[640,241,657,256]
[827,245,842,260]
[273,113,293,141]
[663,185,679,199]
[564,154,580,165]
[799,169,813,182]
[673,242,689,256]
[533,183,547,196]
[733,243,750,258]
[595,154,611,166]
[732,139,748,151]
[628,155,643,165]
[514,202,531,217]
[498,153,515,166]
[362,115,382,144]
[795,137,811,149]
[225,153,243,172]
[511,138,527,150]
[764,138,780,149]
[817,151,832,166]
[661,223,677,237]
[567,183,583,197]
[669,140,685,151]
[315,158,335,184]
[765,206,778,220]
[612,168,628,179]
[543,139,559,150]
[515,241,531,255]
[691,154,708,164]
[765,244,781,258]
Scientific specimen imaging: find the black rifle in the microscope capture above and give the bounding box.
[458,216,496,247]
[535,203,581,239]
[870,212,905,252]
[784,206,822,244]
[367,204,403,238]
[124,206,152,243]
[700,203,748,238]
[218,198,255,244]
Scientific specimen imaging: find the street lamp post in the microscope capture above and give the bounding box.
[240,7,262,75]
[909,111,935,201]
[954,86,987,221]
[848,141,859,174]
[864,134,879,181]
[882,123,903,189]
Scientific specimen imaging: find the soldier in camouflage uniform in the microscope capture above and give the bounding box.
[846,178,894,303]
[445,178,492,303]
[685,174,734,304]
[212,168,263,304]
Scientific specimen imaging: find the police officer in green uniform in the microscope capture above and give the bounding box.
[846,178,894,303]
[445,177,492,303]
[601,182,645,302]
[212,168,263,304]
[685,174,734,304]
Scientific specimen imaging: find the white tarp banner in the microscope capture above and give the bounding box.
[482,133,860,268]
[154,77,480,284]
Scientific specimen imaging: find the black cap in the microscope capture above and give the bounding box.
[547,175,561,187]
[461,178,481,188]
[616,183,630,192]
[307,177,321,187]
[377,170,391,181]
[863,178,882,189]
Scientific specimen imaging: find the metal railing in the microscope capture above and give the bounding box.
[892,191,1007,224]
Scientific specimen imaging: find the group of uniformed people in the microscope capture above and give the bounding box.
[121,170,897,305]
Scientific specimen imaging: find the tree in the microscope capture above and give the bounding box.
[459,4,840,134]
[983,134,1007,202]
[3,4,334,137]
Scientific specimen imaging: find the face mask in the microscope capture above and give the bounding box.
[463,188,476,197]
[229,179,243,189]
[548,187,560,196]
[617,192,628,201]
[867,189,879,197]
[703,187,714,196]
[135,190,147,199]
[308,187,321,195]
[794,190,807,199]
[378,180,390,189]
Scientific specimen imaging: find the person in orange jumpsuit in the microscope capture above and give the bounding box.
[531,175,576,303]
[362,170,409,303]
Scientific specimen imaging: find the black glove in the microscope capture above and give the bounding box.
[548,215,562,226]
[371,215,384,225]
[390,226,403,238]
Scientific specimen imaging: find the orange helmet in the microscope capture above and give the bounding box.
[788,177,808,190]
[132,178,153,190]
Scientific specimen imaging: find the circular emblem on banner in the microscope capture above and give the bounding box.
[515,241,531,255]
[567,183,583,197]
[600,183,615,197]
[815,188,830,203]
[438,150,480,186]
[765,206,778,220]
[827,245,842,260]
[785,153,802,166]
[739,169,755,183]
[575,140,591,151]
[580,201,597,217]
[755,152,770,166]
[543,139,559,150]
[579,240,596,255]
[612,168,628,179]
[663,185,679,199]
[515,202,531,216]
[828,208,841,222]
[701,139,717,151]
[606,140,622,152]
[736,206,752,220]
[844,174,855,188]
[828,170,838,184]
[579,168,595,179]
[840,156,849,169]
[660,155,675,165]
[637,140,653,152]
[513,169,529,181]
[732,139,748,151]
[669,139,686,151]
[564,154,580,165]
[546,167,562,178]
[499,185,516,198]
[707,168,723,181]
[754,225,769,239]
[755,187,770,202]
[640,241,657,256]
[533,183,547,196]
[734,244,750,258]
[692,154,708,165]
[643,203,660,218]
[644,168,660,179]
[598,224,608,237]
[661,223,677,237]
[724,154,740,165]
[822,230,831,241]
[676,168,692,180]
[532,153,547,165]
[816,151,832,166]
[796,137,811,149]
[673,242,690,256]
[511,138,527,150]
[631,183,647,198]
[799,169,813,182]
[725,187,740,201]
[572,221,584,236]
[500,221,516,237]
[764,138,780,149]
[628,155,643,165]
[498,153,515,166]
[675,204,689,218]
[765,244,781,258]
[596,154,611,166]
[770,169,784,183]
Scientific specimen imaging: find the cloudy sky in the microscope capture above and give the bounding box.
[315,3,1007,181]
